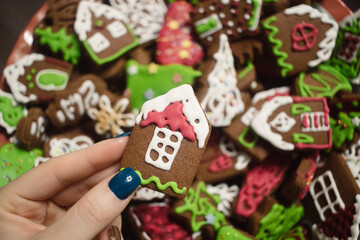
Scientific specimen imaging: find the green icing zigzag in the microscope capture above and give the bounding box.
[120,168,187,194]
[263,16,293,77]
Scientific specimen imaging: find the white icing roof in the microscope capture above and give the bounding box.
[284,4,338,67]
[136,84,210,149]
[74,1,128,41]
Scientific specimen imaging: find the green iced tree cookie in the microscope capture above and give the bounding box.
[255,203,304,240]
[0,91,26,134]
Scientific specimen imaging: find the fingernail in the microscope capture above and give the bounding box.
[107,225,121,240]
[109,168,140,200]
[115,132,131,138]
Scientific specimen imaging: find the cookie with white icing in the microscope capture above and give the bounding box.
[303,153,360,239]
[0,89,27,135]
[190,0,262,46]
[4,53,73,104]
[109,0,167,45]
[261,4,338,77]
[225,87,290,161]
[43,129,95,158]
[196,34,246,127]
[74,1,138,65]
[87,91,136,138]
[197,132,251,183]
[251,96,332,151]
[46,74,107,129]
[16,107,49,151]
[120,84,211,199]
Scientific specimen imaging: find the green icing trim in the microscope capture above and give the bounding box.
[83,26,139,65]
[237,126,258,149]
[291,103,311,115]
[248,0,261,28]
[126,60,202,110]
[237,61,254,80]
[175,181,226,232]
[217,226,252,240]
[353,100,359,107]
[0,95,26,127]
[262,16,293,77]
[120,168,187,194]
[0,143,43,187]
[297,65,352,98]
[293,133,314,144]
[34,27,81,65]
[26,74,32,81]
[255,203,304,240]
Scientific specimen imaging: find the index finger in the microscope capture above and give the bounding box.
[4,137,128,201]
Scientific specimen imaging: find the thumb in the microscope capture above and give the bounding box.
[33,168,140,240]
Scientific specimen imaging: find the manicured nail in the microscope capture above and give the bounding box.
[107,225,121,240]
[109,168,140,200]
[115,132,131,138]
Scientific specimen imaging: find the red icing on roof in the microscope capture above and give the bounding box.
[141,101,196,142]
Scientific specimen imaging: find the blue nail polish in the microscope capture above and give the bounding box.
[115,132,131,138]
[109,168,140,200]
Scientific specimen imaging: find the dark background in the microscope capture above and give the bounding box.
[0,0,359,72]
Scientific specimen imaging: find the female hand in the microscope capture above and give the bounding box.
[0,134,140,240]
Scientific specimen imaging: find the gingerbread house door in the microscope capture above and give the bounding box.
[144,126,184,171]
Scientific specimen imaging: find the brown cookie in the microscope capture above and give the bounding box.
[197,132,251,184]
[16,107,49,151]
[191,0,262,46]
[251,96,332,151]
[46,74,107,129]
[74,1,139,65]
[260,4,338,77]
[4,53,73,104]
[43,128,95,158]
[120,84,211,199]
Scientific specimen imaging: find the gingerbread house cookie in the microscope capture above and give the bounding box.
[191,0,262,46]
[109,0,167,45]
[74,1,138,65]
[120,84,211,199]
[251,96,332,151]
[261,4,338,77]
[225,87,290,161]
[4,53,73,104]
[304,153,360,239]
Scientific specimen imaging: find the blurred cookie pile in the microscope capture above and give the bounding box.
[1,0,360,239]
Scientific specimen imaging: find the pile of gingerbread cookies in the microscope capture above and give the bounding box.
[1,0,360,239]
